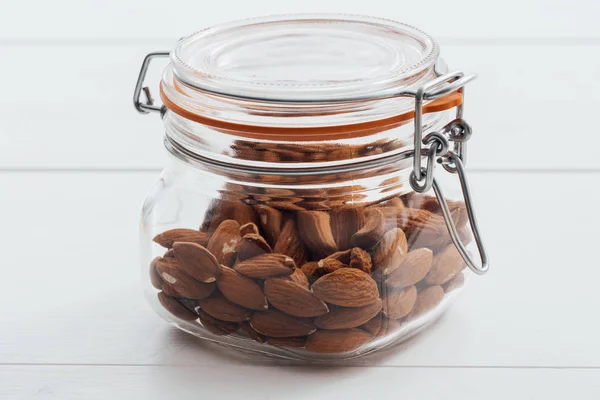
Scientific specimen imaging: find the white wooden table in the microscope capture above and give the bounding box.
[2,1,600,398]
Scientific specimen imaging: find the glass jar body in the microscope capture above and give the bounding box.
[140,148,473,361]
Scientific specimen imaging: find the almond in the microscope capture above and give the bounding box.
[207,220,242,266]
[316,258,346,275]
[200,199,257,234]
[443,272,465,293]
[239,322,265,343]
[264,278,329,317]
[330,208,365,250]
[297,211,338,258]
[324,249,352,264]
[234,253,295,279]
[312,268,380,307]
[239,222,260,236]
[287,268,309,289]
[424,245,464,285]
[406,286,444,319]
[250,310,317,338]
[234,233,272,261]
[305,328,373,353]
[349,247,372,273]
[197,309,239,335]
[198,293,252,322]
[153,228,210,249]
[384,248,433,290]
[217,265,268,311]
[157,292,199,321]
[155,257,216,299]
[273,219,309,267]
[351,208,385,248]
[163,248,175,258]
[149,257,163,289]
[254,205,283,247]
[372,228,408,271]
[266,336,307,348]
[382,285,417,319]
[172,242,220,283]
[300,261,319,281]
[361,314,401,337]
[314,300,382,330]
[399,208,448,251]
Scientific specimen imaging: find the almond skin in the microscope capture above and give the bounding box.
[312,268,380,307]
[349,247,372,273]
[297,211,338,259]
[250,310,317,338]
[239,222,260,236]
[316,258,346,275]
[266,337,307,348]
[351,208,386,248]
[157,292,199,321]
[207,220,242,266]
[382,285,417,319]
[314,300,382,330]
[198,293,252,322]
[372,228,408,271]
[324,249,352,264]
[217,266,268,311]
[300,261,319,281]
[234,253,295,279]
[443,272,465,293]
[424,245,464,285]
[273,219,309,267]
[197,309,239,335]
[234,233,272,261]
[287,268,309,289]
[172,242,220,283]
[149,257,163,289]
[254,205,283,247]
[330,208,365,250]
[407,286,444,320]
[384,248,433,290]
[153,228,210,249]
[155,257,216,299]
[264,278,329,317]
[200,199,257,234]
[306,328,373,353]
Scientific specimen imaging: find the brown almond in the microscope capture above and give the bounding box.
[372,228,408,271]
[330,208,365,250]
[273,219,309,267]
[198,293,252,322]
[266,337,307,348]
[217,265,268,311]
[197,309,239,335]
[384,248,433,290]
[300,261,319,281]
[317,258,346,275]
[424,245,464,285]
[407,286,444,319]
[157,292,199,321]
[234,233,272,261]
[324,249,352,264]
[239,222,260,236]
[443,272,465,293]
[234,253,295,279]
[361,314,401,337]
[155,257,216,299]
[351,208,386,248]
[400,208,449,251]
[297,211,338,258]
[239,322,265,343]
[149,257,163,289]
[382,285,417,319]
[153,228,210,249]
[254,205,283,247]
[163,248,175,258]
[264,278,329,317]
[349,247,372,273]
[172,242,220,283]
[200,199,257,234]
[250,310,317,338]
[207,220,242,266]
[287,268,309,289]
[312,268,380,307]
[306,329,373,353]
[315,300,382,330]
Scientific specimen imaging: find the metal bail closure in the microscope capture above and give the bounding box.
[133,52,170,115]
[409,71,489,275]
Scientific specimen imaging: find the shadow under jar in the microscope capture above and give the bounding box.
[135,14,489,361]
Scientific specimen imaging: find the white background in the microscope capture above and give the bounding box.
[1,1,599,398]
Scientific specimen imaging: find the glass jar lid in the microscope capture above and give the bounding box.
[170,14,439,102]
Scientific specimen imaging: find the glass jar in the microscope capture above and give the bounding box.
[134,14,488,361]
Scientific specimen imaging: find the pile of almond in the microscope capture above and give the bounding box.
[149,193,471,355]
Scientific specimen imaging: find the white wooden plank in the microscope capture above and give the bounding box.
[1,44,599,170]
[2,365,600,400]
[1,0,599,41]
[0,171,599,367]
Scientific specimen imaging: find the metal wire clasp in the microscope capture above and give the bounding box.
[133,52,170,115]
[409,71,489,275]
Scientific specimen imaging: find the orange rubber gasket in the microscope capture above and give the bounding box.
[159,82,463,141]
